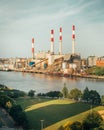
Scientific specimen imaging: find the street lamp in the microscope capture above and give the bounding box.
[40,120,44,130]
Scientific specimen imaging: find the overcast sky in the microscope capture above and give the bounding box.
[0,0,104,58]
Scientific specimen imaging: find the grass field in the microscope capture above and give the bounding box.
[16,97,104,130]
[16,97,53,109]
[45,106,104,130]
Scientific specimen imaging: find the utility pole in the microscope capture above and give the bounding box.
[40,120,44,130]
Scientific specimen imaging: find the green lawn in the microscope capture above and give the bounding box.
[45,106,104,130]
[16,98,104,130]
[16,97,53,109]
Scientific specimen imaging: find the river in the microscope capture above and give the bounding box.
[0,71,104,95]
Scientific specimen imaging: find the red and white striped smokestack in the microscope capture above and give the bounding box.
[72,25,75,54]
[32,38,34,59]
[59,27,62,55]
[50,29,54,54]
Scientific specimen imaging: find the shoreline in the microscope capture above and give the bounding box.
[1,69,104,81]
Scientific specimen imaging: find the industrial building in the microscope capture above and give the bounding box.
[87,56,98,67]
[96,56,104,67]
[1,25,104,76]
[24,25,81,75]
[0,25,81,75]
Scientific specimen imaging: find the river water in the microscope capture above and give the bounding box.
[0,71,104,95]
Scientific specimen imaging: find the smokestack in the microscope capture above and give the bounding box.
[50,29,54,55]
[59,27,62,55]
[32,38,34,59]
[72,25,75,55]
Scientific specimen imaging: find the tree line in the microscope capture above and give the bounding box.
[86,66,104,76]
[32,83,103,106]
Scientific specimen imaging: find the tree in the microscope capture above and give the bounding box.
[46,91,61,98]
[82,88,101,105]
[0,94,14,108]
[82,110,103,130]
[95,67,104,76]
[9,105,23,120]
[9,105,29,129]
[82,87,90,102]
[69,121,82,130]
[68,88,82,101]
[89,90,101,105]
[101,95,104,105]
[62,83,68,98]
[28,90,36,98]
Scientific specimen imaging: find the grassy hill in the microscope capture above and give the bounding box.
[16,98,104,130]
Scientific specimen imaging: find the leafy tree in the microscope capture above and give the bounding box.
[62,83,68,98]
[89,90,101,105]
[95,67,104,76]
[0,94,14,108]
[10,105,29,129]
[37,93,46,97]
[46,91,61,98]
[101,95,104,105]
[68,88,82,101]
[82,87,90,102]
[59,92,63,98]
[82,110,103,130]
[28,90,36,98]
[0,84,10,90]
[69,121,82,130]
[9,105,23,120]
[82,88,101,105]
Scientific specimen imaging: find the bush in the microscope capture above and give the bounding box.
[28,90,35,98]
[0,94,14,109]
[82,110,103,130]
[9,105,29,129]
[69,121,82,130]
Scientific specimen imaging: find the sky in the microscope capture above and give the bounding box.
[0,0,104,58]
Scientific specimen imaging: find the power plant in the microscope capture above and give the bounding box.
[0,25,104,77]
[0,25,82,76]
[25,25,81,75]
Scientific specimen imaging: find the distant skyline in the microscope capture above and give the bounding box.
[0,0,104,58]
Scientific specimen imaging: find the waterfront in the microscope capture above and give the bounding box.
[0,71,104,95]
